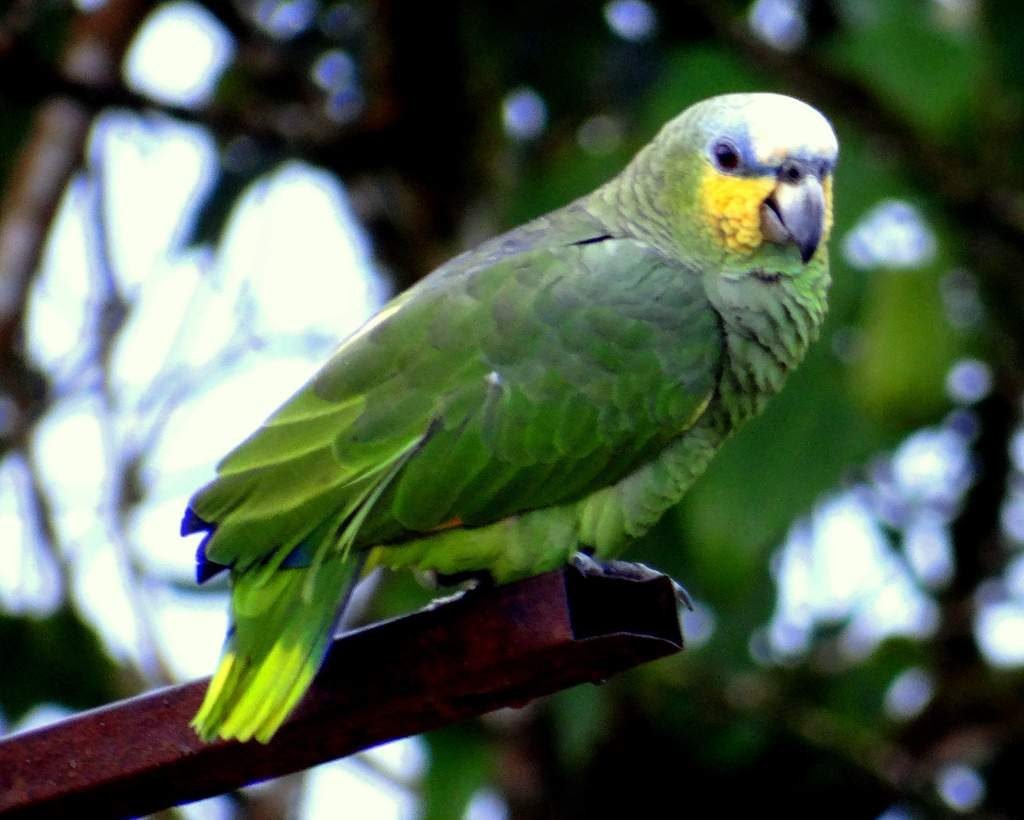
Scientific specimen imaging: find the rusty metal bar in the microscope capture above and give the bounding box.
[0,566,683,818]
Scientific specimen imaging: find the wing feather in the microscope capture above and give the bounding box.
[185,215,722,578]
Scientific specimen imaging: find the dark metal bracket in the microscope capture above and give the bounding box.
[0,566,683,818]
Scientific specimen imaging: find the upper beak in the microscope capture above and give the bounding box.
[761,169,825,264]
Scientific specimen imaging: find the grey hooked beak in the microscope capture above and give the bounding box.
[761,167,826,264]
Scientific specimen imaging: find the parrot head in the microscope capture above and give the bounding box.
[635,93,838,271]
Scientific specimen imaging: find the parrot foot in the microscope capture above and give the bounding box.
[417,569,497,612]
[570,553,694,611]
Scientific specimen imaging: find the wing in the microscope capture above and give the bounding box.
[185,222,722,578]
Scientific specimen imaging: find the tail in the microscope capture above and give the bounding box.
[192,550,366,743]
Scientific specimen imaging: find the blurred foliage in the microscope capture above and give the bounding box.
[421,726,493,820]
[0,606,119,722]
[829,0,985,141]
[5,0,1024,818]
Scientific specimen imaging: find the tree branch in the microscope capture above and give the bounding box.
[0,0,158,456]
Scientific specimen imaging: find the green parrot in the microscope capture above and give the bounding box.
[184,92,838,743]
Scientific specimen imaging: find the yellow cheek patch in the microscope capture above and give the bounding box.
[698,167,776,255]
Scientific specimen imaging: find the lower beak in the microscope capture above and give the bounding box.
[761,175,825,263]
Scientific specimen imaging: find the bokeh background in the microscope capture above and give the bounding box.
[2,0,1024,817]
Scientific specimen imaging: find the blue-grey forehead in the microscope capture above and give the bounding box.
[718,130,838,176]
[699,93,839,173]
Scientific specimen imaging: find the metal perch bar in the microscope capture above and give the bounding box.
[0,566,684,818]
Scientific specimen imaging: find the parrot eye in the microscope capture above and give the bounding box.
[711,140,742,172]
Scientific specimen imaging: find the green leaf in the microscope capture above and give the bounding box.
[850,262,959,425]
[420,724,492,820]
[548,683,610,769]
[829,0,985,141]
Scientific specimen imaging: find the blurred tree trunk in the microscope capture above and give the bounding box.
[0,0,152,453]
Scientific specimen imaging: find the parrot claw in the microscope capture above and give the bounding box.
[426,568,497,590]
[570,553,694,611]
[673,580,695,612]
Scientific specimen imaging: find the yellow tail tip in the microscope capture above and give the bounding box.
[191,642,320,744]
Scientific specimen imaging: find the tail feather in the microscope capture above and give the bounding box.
[191,431,423,743]
[192,551,365,743]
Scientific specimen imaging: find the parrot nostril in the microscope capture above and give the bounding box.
[780,160,804,184]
